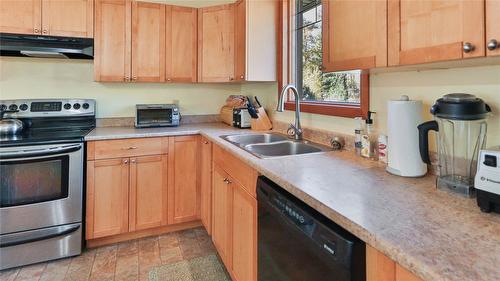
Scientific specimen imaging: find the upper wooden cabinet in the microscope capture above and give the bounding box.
[322,0,387,71]
[0,0,42,35]
[198,4,235,82]
[233,0,278,81]
[131,1,165,82]
[0,0,92,37]
[94,0,131,82]
[486,0,500,56]
[388,0,485,66]
[166,6,198,82]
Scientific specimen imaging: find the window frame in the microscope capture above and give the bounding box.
[278,0,370,119]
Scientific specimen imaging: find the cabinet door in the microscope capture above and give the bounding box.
[212,165,233,269]
[322,0,387,71]
[198,4,235,82]
[168,136,199,224]
[94,0,131,82]
[0,0,41,35]
[234,0,246,81]
[388,0,485,66]
[200,137,212,235]
[232,181,257,281]
[131,1,165,82]
[86,158,129,239]
[166,5,197,83]
[486,0,500,57]
[41,0,93,37]
[129,155,168,232]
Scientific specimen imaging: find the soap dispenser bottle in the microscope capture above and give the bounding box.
[354,117,365,156]
[361,111,378,159]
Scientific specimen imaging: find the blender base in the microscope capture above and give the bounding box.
[437,176,475,197]
[477,189,500,214]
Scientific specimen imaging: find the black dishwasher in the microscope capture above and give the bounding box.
[257,176,365,281]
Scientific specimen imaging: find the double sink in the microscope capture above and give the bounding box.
[222,133,331,158]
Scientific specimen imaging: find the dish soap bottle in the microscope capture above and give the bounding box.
[361,111,378,160]
[354,117,364,156]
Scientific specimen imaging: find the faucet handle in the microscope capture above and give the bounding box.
[287,124,303,139]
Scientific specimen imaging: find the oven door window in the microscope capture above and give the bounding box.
[0,156,69,207]
[137,109,172,125]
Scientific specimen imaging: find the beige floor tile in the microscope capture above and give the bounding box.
[117,240,138,257]
[15,263,46,281]
[39,259,71,281]
[159,247,183,265]
[158,233,179,249]
[0,268,20,281]
[64,249,96,281]
[89,245,117,281]
[138,237,161,275]
[115,254,139,281]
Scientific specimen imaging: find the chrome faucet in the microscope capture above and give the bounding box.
[277,84,303,140]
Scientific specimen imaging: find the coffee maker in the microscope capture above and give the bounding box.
[418,93,491,197]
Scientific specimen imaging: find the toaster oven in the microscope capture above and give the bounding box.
[135,104,180,128]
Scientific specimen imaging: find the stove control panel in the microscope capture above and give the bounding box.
[0,99,95,118]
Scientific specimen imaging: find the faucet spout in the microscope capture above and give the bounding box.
[277,84,302,140]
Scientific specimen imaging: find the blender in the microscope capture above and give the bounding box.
[418,93,491,197]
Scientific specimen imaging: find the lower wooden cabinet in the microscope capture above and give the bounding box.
[200,136,213,234]
[212,165,233,267]
[367,245,423,281]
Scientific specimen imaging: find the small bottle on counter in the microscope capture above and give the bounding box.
[361,111,378,160]
[354,117,364,156]
[378,135,388,163]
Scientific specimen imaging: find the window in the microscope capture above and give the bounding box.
[279,0,369,118]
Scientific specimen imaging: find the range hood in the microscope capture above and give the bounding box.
[0,33,93,59]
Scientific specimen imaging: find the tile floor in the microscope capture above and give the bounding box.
[0,227,217,281]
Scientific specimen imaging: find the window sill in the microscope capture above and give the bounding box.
[284,101,366,118]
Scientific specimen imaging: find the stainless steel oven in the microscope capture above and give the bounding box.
[0,142,84,269]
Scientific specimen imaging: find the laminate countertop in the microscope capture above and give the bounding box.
[86,123,500,281]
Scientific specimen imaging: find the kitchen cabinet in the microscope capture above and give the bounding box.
[166,6,198,82]
[129,155,168,232]
[86,158,129,239]
[168,135,200,224]
[0,0,92,37]
[322,0,387,71]
[388,0,485,66]
[94,0,131,82]
[366,245,423,281]
[198,4,235,82]
[486,0,500,56]
[131,1,165,82]
[200,136,212,234]
[212,144,258,281]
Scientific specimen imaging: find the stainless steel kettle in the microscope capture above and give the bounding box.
[0,110,24,135]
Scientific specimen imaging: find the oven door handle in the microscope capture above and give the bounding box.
[0,144,82,160]
[0,224,80,248]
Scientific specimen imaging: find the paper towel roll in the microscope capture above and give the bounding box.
[386,96,427,177]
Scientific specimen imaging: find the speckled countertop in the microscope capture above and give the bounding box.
[85,123,500,281]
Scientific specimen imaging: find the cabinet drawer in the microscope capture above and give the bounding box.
[89,137,169,160]
[213,144,258,197]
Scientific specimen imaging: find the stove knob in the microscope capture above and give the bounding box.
[82,103,89,109]
[19,104,28,111]
[0,104,7,111]
[63,103,72,110]
[73,103,81,110]
[8,104,18,111]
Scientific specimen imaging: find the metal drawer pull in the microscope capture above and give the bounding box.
[124,146,138,150]
[223,178,232,184]
[487,39,498,51]
[463,42,475,53]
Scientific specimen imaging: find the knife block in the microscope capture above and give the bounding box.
[251,107,273,131]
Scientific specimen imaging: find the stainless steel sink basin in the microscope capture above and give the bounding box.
[244,141,327,158]
[221,133,331,158]
[222,133,288,146]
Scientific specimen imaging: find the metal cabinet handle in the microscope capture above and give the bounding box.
[167,78,171,82]
[125,76,130,82]
[487,39,498,51]
[123,159,129,164]
[240,75,244,79]
[34,28,40,34]
[132,76,137,81]
[223,178,232,184]
[203,141,209,144]
[463,42,475,53]
[125,146,138,150]
[131,159,136,163]
[42,29,48,34]
[229,77,234,81]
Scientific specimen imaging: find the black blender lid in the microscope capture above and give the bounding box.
[430,93,491,120]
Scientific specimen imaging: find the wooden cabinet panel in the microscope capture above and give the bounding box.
[486,0,500,57]
[388,0,485,66]
[131,1,165,82]
[90,137,168,160]
[366,245,395,281]
[200,136,212,235]
[41,0,93,38]
[212,165,233,269]
[168,136,199,224]
[86,158,129,239]
[0,0,41,34]
[129,155,168,232]
[231,181,257,281]
[94,0,131,82]
[234,0,246,81]
[166,5,198,82]
[396,264,423,281]
[198,4,235,82]
[322,0,387,71]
